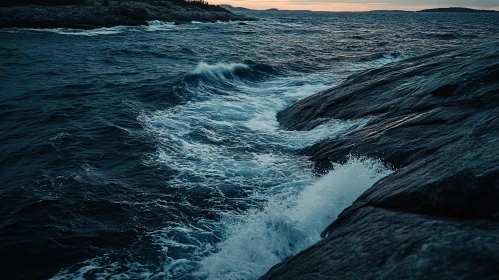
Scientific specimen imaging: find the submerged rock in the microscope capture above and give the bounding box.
[262,42,499,279]
[0,1,255,29]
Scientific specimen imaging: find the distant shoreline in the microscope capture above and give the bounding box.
[418,7,498,13]
[221,5,498,13]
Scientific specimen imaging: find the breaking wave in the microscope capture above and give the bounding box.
[196,158,392,280]
[183,62,278,87]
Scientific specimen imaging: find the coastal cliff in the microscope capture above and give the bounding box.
[261,42,499,279]
[0,1,253,29]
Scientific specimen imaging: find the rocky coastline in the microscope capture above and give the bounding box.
[261,42,499,279]
[0,1,254,30]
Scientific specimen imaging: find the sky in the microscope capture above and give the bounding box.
[208,0,499,11]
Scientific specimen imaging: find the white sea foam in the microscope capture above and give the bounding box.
[139,62,367,189]
[135,61,389,279]
[0,21,179,36]
[195,158,392,280]
[146,20,176,31]
[191,62,252,81]
[19,26,129,36]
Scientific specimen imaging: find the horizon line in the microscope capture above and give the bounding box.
[213,3,499,13]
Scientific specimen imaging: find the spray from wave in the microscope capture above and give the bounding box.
[146,20,176,32]
[182,62,278,89]
[192,62,251,78]
[195,157,392,280]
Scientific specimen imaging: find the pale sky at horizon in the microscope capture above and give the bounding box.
[208,0,499,12]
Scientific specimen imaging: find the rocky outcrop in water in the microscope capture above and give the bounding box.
[0,1,254,29]
[261,42,499,279]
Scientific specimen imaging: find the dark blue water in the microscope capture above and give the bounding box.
[1,11,499,280]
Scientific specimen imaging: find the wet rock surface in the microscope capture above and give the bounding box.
[262,42,499,279]
[262,207,499,280]
[0,1,254,29]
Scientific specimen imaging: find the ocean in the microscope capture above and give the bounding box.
[1,10,498,279]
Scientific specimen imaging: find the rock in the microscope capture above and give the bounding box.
[262,42,499,279]
[0,1,256,29]
[119,7,148,21]
[261,207,499,279]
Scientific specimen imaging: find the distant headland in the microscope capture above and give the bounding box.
[0,0,255,30]
[418,7,498,13]
[220,5,498,13]
[219,4,252,12]
[220,5,311,12]
[366,7,498,13]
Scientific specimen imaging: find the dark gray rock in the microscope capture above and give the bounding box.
[262,207,499,280]
[0,1,256,29]
[262,42,499,279]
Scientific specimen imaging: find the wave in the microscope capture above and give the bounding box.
[182,62,278,88]
[4,26,129,36]
[0,21,177,36]
[146,20,176,31]
[425,32,480,40]
[0,26,128,36]
[192,62,251,78]
[190,21,244,24]
[359,52,403,63]
[195,157,392,280]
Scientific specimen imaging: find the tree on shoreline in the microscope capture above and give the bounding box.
[0,0,214,7]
